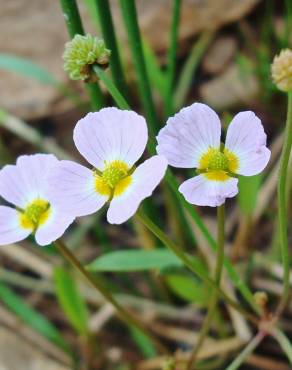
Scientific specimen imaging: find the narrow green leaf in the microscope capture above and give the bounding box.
[0,282,69,350]
[0,54,58,85]
[87,249,183,272]
[53,266,89,335]
[165,274,208,305]
[130,326,157,358]
[238,174,262,216]
[0,54,87,110]
[143,41,167,99]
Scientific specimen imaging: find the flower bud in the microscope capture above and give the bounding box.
[254,291,268,309]
[271,49,292,92]
[63,34,111,82]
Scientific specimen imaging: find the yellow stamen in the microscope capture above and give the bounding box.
[198,147,238,181]
[224,148,238,173]
[19,199,51,230]
[94,160,132,198]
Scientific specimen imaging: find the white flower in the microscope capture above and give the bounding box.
[0,154,75,246]
[156,103,271,207]
[49,108,167,224]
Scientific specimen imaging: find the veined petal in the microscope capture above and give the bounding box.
[156,103,221,168]
[48,160,108,217]
[0,154,58,208]
[35,206,74,246]
[73,108,148,170]
[225,111,271,176]
[179,174,238,207]
[0,206,31,245]
[107,155,167,224]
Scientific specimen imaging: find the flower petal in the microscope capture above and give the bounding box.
[0,206,31,245]
[48,160,108,217]
[35,206,74,246]
[225,111,271,176]
[179,174,238,207]
[156,103,221,168]
[73,108,148,170]
[0,154,58,208]
[107,155,167,224]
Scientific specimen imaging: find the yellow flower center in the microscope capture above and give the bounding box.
[198,147,238,181]
[19,199,51,230]
[94,160,132,198]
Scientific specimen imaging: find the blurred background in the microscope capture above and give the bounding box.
[0,1,291,369]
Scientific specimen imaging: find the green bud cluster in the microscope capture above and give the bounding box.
[63,34,111,82]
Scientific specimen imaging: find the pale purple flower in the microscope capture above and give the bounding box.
[49,108,167,224]
[0,154,75,246]
[156,103,271,207]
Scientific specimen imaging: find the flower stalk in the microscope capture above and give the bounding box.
[54,239,167,354]
[136,208,257,323]
[186,204,225,369]
[276,91,292,316]
[93,65,129,110]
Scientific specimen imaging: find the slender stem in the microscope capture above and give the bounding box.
[92,67,258,315]
[85,83,105,110]
[59,0,104,110]
[166,171,260,315]
[276,91,292,316]
[186,205,225,370]
[272,328,292,365]
[54,240,167,354]
[164,0,181,117]
[136,209,257,324]
[93,66,129,109]
[59,0,84,37]
[225,332,265,370]
[94,0,128,96]
[119,0,158,135]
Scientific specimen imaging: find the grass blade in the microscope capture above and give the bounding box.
[0,282,69,351]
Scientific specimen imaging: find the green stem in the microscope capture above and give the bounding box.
[166,171,259,314]
[136,209,257,324]
[95,69,258,314]
[59,0,84,37]
[94,0,128,96]
[119,0,158,135]
[186,205,225,370]
[54,240,167,354]
[225,332,265,370]
[276,91,292,316]
[85,83,105,110]
[59,0,104,110]
[164,0,181,116]
[93,66,129,109]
